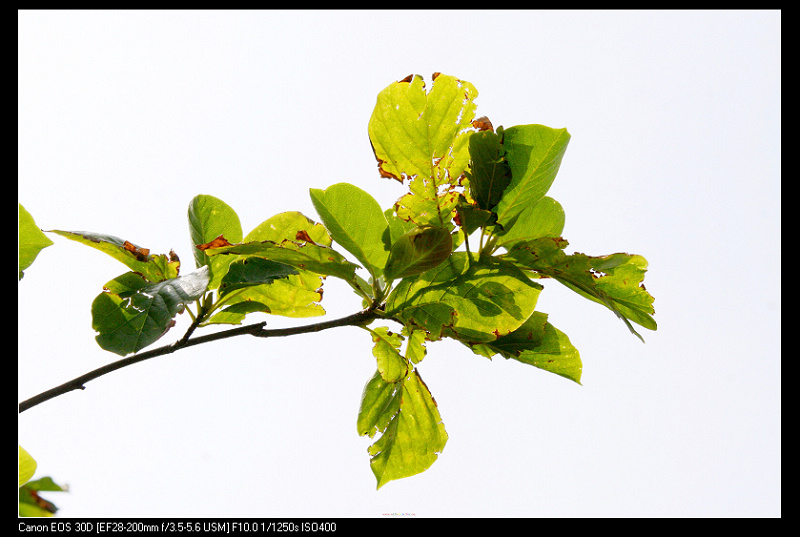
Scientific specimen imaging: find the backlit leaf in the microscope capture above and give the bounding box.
[368,73,478,227]
[51,230,179,283]
[208,272,325,322]
[386,253,542,343]
[368,326,408,383]
[19,204,54,280]
[494,196,565,247]
[188,195,242,289]
[503,237,656,340]
[18,446,36,488]
[471,312,582,384]
[309,183,389,279]
[383,226,453,281]
[494,125,571,228]
[357,369,447,489]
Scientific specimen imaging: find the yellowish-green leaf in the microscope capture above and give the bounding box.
[51,230,179,283]
[471,312,582,384]
[310,183,389,279]
[358,369,447,489]
[368,326,408,383]
[19,204,54,280]
[188,195,243,289]
[19,446,36,487]
[503,237,656,340]
[369,73,478,227]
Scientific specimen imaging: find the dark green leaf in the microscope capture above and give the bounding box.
[92,266,210,355]
[383,226,453,281]
[218,258,298,297]
[204,240,357,281]
[466,130,513,211]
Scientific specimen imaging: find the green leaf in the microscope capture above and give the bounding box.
[51,230,179,283]
[383,226,453,281]
[357,369,447,489]
[92,266,210,355]
[218,258,298,297]
[204,239,357,281]
[386,253,542,343]
[494,125,571,228]
[466,130,513,211]
[472,312,582,384]
[357,369,402,439]
[493,196,565,247]
[454,202,494,236]
[503,237,656,340]
[19,204,54,280]
[403,326,428,365]
[368,326,409,383]
[18,445,36,488]
[199,212,335,323]
[199,211,358,282]
[203,300,273,325]
[309,183,390,279]
[206,270,326,323]
[188,195,243,289]
[19,477,67,517]
[244,211,332,246]
[368,73,478,227]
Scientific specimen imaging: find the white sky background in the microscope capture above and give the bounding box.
[18,10,780,517]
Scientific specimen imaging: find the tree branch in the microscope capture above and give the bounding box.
[18,308,382,414]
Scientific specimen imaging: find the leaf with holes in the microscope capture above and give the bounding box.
[357,368,447,489]
[368,73,478,227]
[503,237,656,340]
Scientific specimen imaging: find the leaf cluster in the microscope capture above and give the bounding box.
[19,73,656,490]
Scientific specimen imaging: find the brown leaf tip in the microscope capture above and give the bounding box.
[123,240,150,261]
[196,235,233,251]
[472,116,494,132]
[295,230,318,245]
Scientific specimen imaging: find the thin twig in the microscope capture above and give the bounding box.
[18,309,381,414]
